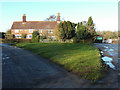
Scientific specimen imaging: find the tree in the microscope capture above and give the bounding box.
[58,21,76,41]
[54,26,60,40]
[5,29,11,39]
[8,34,14,39]
[96,31,118,39]
[45,15,56,21]
[32,31,40,43]
[76,22,88,40]
[86,16,96,38]
[6,30,11,34]
[0,32,5,39]
[86,16,93,27]
[41,31,48,39]
[58,22,65,41]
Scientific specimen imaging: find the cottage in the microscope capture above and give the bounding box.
[11,13,61,39]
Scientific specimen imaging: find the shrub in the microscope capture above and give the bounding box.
[40,36,47,41]
[32,35,39,43]
[2,39,32,43]
[72,37,79,43]
[8,34,15,39]
[32,31,40,43]
[21,34,27,39]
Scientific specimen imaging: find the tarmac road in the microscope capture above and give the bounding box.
[2,43,91,88]
[93,43,118,88]
[2,43,119,88]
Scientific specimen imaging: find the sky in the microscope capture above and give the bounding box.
[0,0,119,32]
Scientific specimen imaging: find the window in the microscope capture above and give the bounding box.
[48,36,50,38]
[15,30,19,33]
[29,35,32,38]
[26,35,32,39]
[48,30,53,33]
[15,35,21,38]
[39,29,42,33]
[51,36,56,39]
[29,29,33,33]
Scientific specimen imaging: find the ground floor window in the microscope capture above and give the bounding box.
[51,36,56,39]
[26,35,32,39]
[15,35,21,38]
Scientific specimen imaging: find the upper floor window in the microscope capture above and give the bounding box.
[29,29,33,33]
[39,29,42,33]
[15,30,19,33]
[48,30,53,34]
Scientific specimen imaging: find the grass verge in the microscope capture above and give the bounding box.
[15,43,104,81]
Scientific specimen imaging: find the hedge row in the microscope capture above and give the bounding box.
[2,39,32,43]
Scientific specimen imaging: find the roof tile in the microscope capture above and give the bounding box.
[11,21,58,29]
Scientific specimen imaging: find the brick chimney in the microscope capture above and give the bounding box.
[57,12,60,21]
[22,14,26,22]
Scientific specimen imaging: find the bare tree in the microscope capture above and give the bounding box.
[45,15,56,21]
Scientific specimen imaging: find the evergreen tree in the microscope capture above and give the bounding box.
[76,22,88,40]
[58,22,65,41]
[86,16,96,38]
[86,16,93,27]
[58,21,76,41]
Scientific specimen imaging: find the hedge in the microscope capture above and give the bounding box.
[2,39,32,43]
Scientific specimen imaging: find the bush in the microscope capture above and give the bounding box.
[21,34,27,39]
[72,37,79,43]
[8,34,15,39]
[32,35,39,43]
[2,39,32,43]
[40,36,47,41]
[32,31,40,43]
[94,40,102,43]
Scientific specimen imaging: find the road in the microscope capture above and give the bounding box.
[2,43,92,88]
[93,43,119,88]
[1,43,119,88]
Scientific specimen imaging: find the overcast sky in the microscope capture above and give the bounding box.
[0,0,119,32]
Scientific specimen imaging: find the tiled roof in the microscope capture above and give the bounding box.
[11,21,58,29]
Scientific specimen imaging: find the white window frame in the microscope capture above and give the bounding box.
[51,36,56,39]
[15,29,19,33]
[29,29,33,33]
[48,29,53,34]
[26,35,32,39]
[15,34,21,38]
[39,29,42,33]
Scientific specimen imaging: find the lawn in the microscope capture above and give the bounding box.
[16,43,104,81]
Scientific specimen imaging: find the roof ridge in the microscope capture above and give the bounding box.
[14,21,57,22]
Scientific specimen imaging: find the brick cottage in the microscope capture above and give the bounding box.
[11,13,61,39]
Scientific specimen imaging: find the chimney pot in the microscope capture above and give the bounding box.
[23,14,26,22]
[57,12,60,21]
